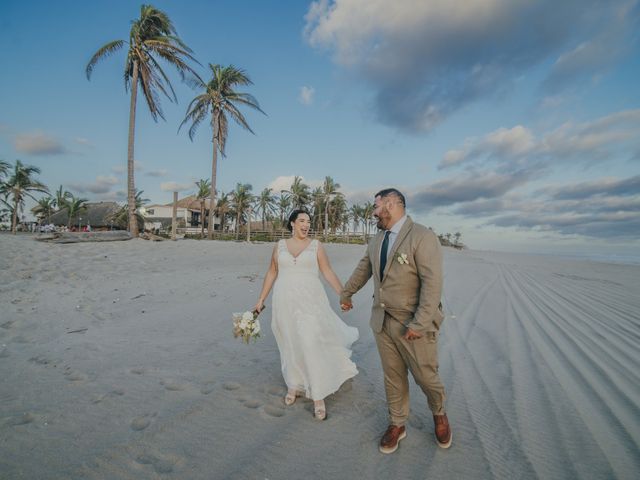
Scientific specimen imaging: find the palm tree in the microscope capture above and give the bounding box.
[0,160,49,233]
[454,232,461,246]
[311,186,324,232]
[288,176,311,210]
[255,188,276,230]
[214,192,231,233]
[329,194,347,234]
[108,190,149,230]
[277,192,291,230]
[64,195,89,229]
[350,204,361,235]
[180,64,265,240]
[195,178,211,237]
[86,4,200,236]
[0,160,9,181]
[53,185,72,211]
[361,201,375,238]
[321,176,342,240]
[230,183,253,239]
[31,196,56,223]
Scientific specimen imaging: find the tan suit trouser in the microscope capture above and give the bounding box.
[374,314,446,425]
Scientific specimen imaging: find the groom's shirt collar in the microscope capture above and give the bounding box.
[385,215,407,253]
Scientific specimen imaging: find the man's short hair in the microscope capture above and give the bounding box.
[375,188,406,208]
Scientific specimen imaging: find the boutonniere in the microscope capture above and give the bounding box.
[396,252,409,265]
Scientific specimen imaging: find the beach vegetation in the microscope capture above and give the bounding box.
[195,178,211,238]
[0,160,49,234]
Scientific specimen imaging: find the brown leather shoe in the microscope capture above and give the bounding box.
[434,414,452,448]
[379,425,407,454]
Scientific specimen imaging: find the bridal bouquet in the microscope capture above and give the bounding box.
[232,310,261,344]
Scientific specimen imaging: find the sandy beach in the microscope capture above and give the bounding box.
[1,233,638,479]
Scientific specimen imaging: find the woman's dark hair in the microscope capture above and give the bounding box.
[287,209,310,232]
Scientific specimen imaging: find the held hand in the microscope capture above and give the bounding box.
[403,327,422,341]
[253,301,265,315]
[340,300,353,312]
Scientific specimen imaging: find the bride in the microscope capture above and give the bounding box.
[254,209,358,420]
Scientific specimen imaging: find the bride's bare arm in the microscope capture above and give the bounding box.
[317,242,343,296]
[254,245,279,312]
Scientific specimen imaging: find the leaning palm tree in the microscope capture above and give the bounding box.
[0,160,49,233]
[255,187,276,230]
[86,4,200,236]
[194,178,211,237]
[180,64,265,240]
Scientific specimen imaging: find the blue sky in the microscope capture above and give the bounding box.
[1,0,639,256]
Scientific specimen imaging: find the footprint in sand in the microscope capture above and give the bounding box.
[7,412,35,426]
[266,385,286,397]
[263,405,286,418]
[129,367,146,375]
[135,453,175,474]
[130,413,156,431]
[1,320,15,329]
[65,370,88,382]
[160,380,186,391]
[200,382,216,395]
[243,398,263,409]
[29,356,55,366]
[222,382,241,391]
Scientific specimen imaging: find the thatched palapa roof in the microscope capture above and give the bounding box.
[44,202,121,228]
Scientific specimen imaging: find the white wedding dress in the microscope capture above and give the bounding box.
[271,239,359,400]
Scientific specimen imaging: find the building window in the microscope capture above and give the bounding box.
[147,209,154,215]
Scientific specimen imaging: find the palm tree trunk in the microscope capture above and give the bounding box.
[208,111,219,240]
[127,60,140,237]
[11,197,18,234]
[200,201,205,237]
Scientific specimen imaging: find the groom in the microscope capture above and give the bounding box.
[340,188,451,453]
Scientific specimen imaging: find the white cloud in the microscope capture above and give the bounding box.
[146,169,168,177]
[305,0,636,132]
[160,181,192,192]
[298,86,316,106]
[14,131,66,155]
[440,109,640,169]
[74,137,94,147]
[68,175,120,195]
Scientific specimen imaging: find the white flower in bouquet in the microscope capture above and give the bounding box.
[232,309,262,344]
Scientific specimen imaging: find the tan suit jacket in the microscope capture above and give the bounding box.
[341,216,444,335]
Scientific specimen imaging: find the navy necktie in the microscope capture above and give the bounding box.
[379,230,390,280]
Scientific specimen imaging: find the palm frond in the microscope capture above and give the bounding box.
[86,40,125,79]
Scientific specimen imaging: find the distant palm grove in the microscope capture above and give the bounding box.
[0,4,463,249]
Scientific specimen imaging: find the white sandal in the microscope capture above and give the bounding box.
[313,400,327,421]
[284,389,300,406]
